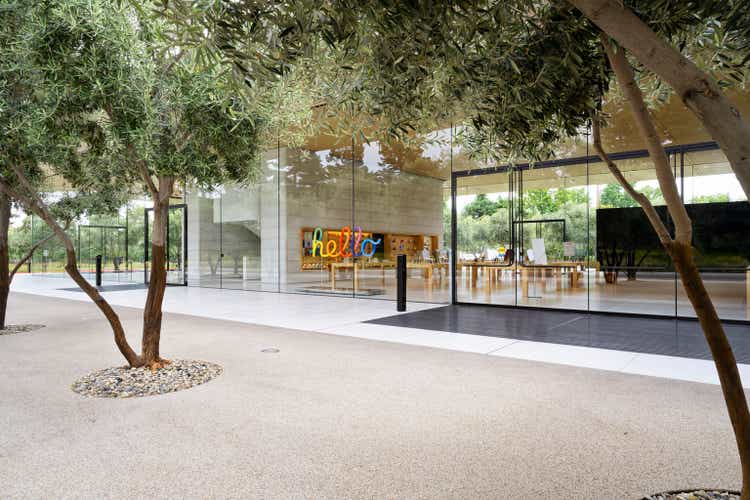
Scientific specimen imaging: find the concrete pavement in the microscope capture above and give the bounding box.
[0,292,741,499]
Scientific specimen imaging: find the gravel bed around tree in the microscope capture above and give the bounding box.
[643,490,739,500]
[0,324,45,336]
[71,359,223,398]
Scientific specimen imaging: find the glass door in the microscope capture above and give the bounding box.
[455,169,516,305]
[454,163,592,310]
[514,163,590,310]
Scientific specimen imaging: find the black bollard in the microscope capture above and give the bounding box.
[95,254,102,287]
[397,254,406,312]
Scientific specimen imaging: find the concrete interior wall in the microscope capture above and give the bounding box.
[186,146,446,291]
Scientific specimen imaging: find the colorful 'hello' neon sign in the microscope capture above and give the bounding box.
[312,226,382,258]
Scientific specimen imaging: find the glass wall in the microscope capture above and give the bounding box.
[519,162,590,311]
[453,143,750,321]
[280,143,354,295]
[25,201,144,284]
[353,131,452,302]
[455,170,516,305]
[184,150,279,291]
[177,131,453,303]
[677,149,749,320]
[186,190,221,288]
[28,218,69,277]
[588,156,677,316]
[19,130,750,321]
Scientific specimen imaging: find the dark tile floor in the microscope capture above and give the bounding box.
[367,305,750,363]
[60,283,148,293]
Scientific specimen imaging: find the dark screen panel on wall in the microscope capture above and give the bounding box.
[596,201,750,271]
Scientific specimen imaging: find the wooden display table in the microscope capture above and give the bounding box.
[330,260,437,291]
[520,261,585,297]
[460,261,513,288]
[458,260,586,296]
[407,262,433,280]
[330,261,388,291]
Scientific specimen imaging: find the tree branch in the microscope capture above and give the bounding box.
[138,160,159,197]
[9,220,70,280]
[568,0,750,202]
[591,113,672,245]
[8,164,45,214]
[599,33,692,244]
[3,168,141,367]
[6,164,76,252]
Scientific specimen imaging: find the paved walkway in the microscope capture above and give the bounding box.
[11,275,750,386]
[0,293,742,498]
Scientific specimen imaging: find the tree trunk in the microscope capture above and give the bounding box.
[62,235,142,366]
[568,0,750,200]
[594,34,750,498]
[0,193,11,330]
[141,176,174,369]
[46,212,141,365]
[1,167,141,366]
[669,241,750,499]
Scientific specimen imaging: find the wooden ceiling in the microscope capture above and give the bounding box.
[40,88,750,192]
[300,88,750,186]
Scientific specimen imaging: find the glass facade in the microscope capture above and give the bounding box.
[183,132,453,302]
[18,126,750,322]
[25,200,150,284]
[453,138,750,321]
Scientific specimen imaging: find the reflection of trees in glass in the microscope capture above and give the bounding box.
[523,187,588,216]
[523,190,557,215]
[463,194,499,219]
[545,204,592,259]
[691,193,729,204]
[600,183,663,208]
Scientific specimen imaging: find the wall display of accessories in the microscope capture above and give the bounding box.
[384,234,438,260]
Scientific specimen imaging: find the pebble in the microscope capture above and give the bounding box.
[71,359,223,398]
[0,324,45,336]
[644,490,739,500]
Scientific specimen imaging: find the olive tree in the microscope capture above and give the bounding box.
[593,35,750,495]
[0,2,121,330]
[2,0,269,371]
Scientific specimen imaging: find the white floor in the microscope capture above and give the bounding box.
[11,274,750,387]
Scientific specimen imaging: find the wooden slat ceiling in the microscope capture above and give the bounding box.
[40,89,750,193]
[303,89,750,187]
